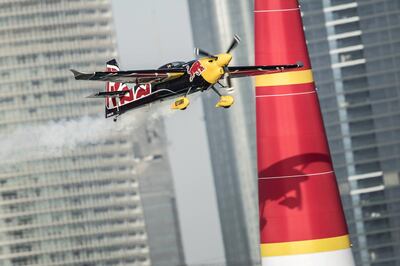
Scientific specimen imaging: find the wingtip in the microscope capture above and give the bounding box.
[70,69,95,80]
[85,93,97,98]
[70,69,81,79]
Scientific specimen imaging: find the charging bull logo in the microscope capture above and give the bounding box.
[187,61,205,82]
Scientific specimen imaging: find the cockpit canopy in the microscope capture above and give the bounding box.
[158,61,186,69]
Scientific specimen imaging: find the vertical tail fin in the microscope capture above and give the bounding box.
[104,59,135,119]
[105,59,123,118]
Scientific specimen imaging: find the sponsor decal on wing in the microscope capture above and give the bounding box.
[135,84,152,100]
[105,64,152,109]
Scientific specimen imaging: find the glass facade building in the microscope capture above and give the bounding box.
[301,1,400,265]
[188,0,400,266]
[0,1,183,266]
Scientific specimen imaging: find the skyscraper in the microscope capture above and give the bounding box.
[300,1,400,265]
[187,1,260,265]
[0,1,183,265]
[190,0,400,266]
[132,121,186,266]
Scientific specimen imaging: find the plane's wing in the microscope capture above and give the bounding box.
[228,62,303,78]
[70,68,186,84]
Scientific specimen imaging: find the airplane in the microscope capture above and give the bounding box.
[71,35,303,122]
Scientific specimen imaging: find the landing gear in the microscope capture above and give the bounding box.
[217,81,226,88]
[210,85,234,108]
[171,97,190,110]
[113,112,120,122]
[171,87,192,110]
[216,95,234,108]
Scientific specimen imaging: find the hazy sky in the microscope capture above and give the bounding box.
[112,1,225,265]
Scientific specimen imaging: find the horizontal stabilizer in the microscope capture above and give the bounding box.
[70,69,95,80]
[86,91,130,98]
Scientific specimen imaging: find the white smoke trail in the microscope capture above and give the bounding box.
[0,116,120,164]
[0,99,184,164]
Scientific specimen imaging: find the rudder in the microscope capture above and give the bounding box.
[104,59,133,118]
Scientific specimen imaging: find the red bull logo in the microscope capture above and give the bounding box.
[187,61,205,82]
[105,64,151,109]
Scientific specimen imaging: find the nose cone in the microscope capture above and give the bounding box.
[216,53,233,67]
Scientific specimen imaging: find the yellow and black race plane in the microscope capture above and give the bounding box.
[71,35,302,121]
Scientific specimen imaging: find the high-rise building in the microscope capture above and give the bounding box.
[301,1,400,265]
[190,0,400,266]
[187,1,260,265]
[132,121,186,266]
[0,1,183,265]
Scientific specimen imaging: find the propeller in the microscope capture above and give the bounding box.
[226,34,241,54]
[223,34,240,90]
[194,35,241,90]
[194,48,217,59]
[224,67,232,88]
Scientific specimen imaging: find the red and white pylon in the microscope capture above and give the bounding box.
[254,0,356,265]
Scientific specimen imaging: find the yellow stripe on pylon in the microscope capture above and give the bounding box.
[260,235,351,257]
[256,69,314,87]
